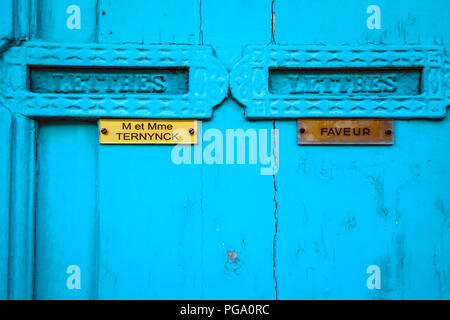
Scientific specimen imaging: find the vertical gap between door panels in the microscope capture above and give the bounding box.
[6,116,15,300]
[93,120,100,300]
[32,119,38,300]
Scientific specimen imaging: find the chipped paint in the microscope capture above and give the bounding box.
[227,250,237,261]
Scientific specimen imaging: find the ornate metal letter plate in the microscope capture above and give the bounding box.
[1,42,228,119]
[230,46,450,119]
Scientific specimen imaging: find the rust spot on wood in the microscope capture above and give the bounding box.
[227,250,237,261]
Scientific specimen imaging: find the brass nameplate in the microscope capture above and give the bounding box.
[99,119,198,144]
[297,119,393,145]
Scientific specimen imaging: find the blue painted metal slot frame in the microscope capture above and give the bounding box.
[230,45,450,119]
[1,41,229,119]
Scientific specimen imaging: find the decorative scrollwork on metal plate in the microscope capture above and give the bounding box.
[0,42,229,119]
[230,46,450,119]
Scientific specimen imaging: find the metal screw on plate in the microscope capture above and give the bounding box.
[189,128,195,135]
[299,128,306,134]
[385,129,393,135]
[101,128,108,134]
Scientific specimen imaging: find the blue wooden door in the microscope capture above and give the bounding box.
[1,0,449,299]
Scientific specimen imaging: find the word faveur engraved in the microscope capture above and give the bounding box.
[297,119,394,145]
[320,127,371,137]
[30,67,189,94]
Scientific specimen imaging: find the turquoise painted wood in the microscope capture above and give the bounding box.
[0,105,12,300]
[0,0,449,300]
[36,121,98,299]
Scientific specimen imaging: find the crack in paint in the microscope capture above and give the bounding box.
[271,0,276,44]
[199,0,204,45]
[272,120,278,299]
[95,0,100,42]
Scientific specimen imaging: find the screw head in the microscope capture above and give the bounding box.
[189,128,195,135]
[299,127,306,134]
[101,128,108,134]
[385,129,393,135]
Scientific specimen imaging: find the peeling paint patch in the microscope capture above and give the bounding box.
[227,250,237,261]
[225,250,243,274]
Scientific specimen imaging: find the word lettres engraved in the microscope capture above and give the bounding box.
[30,67,188,95]
[366,5,381,30]
[4,42,228,118]
[66,5,81,30]
[269,68,421,96]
